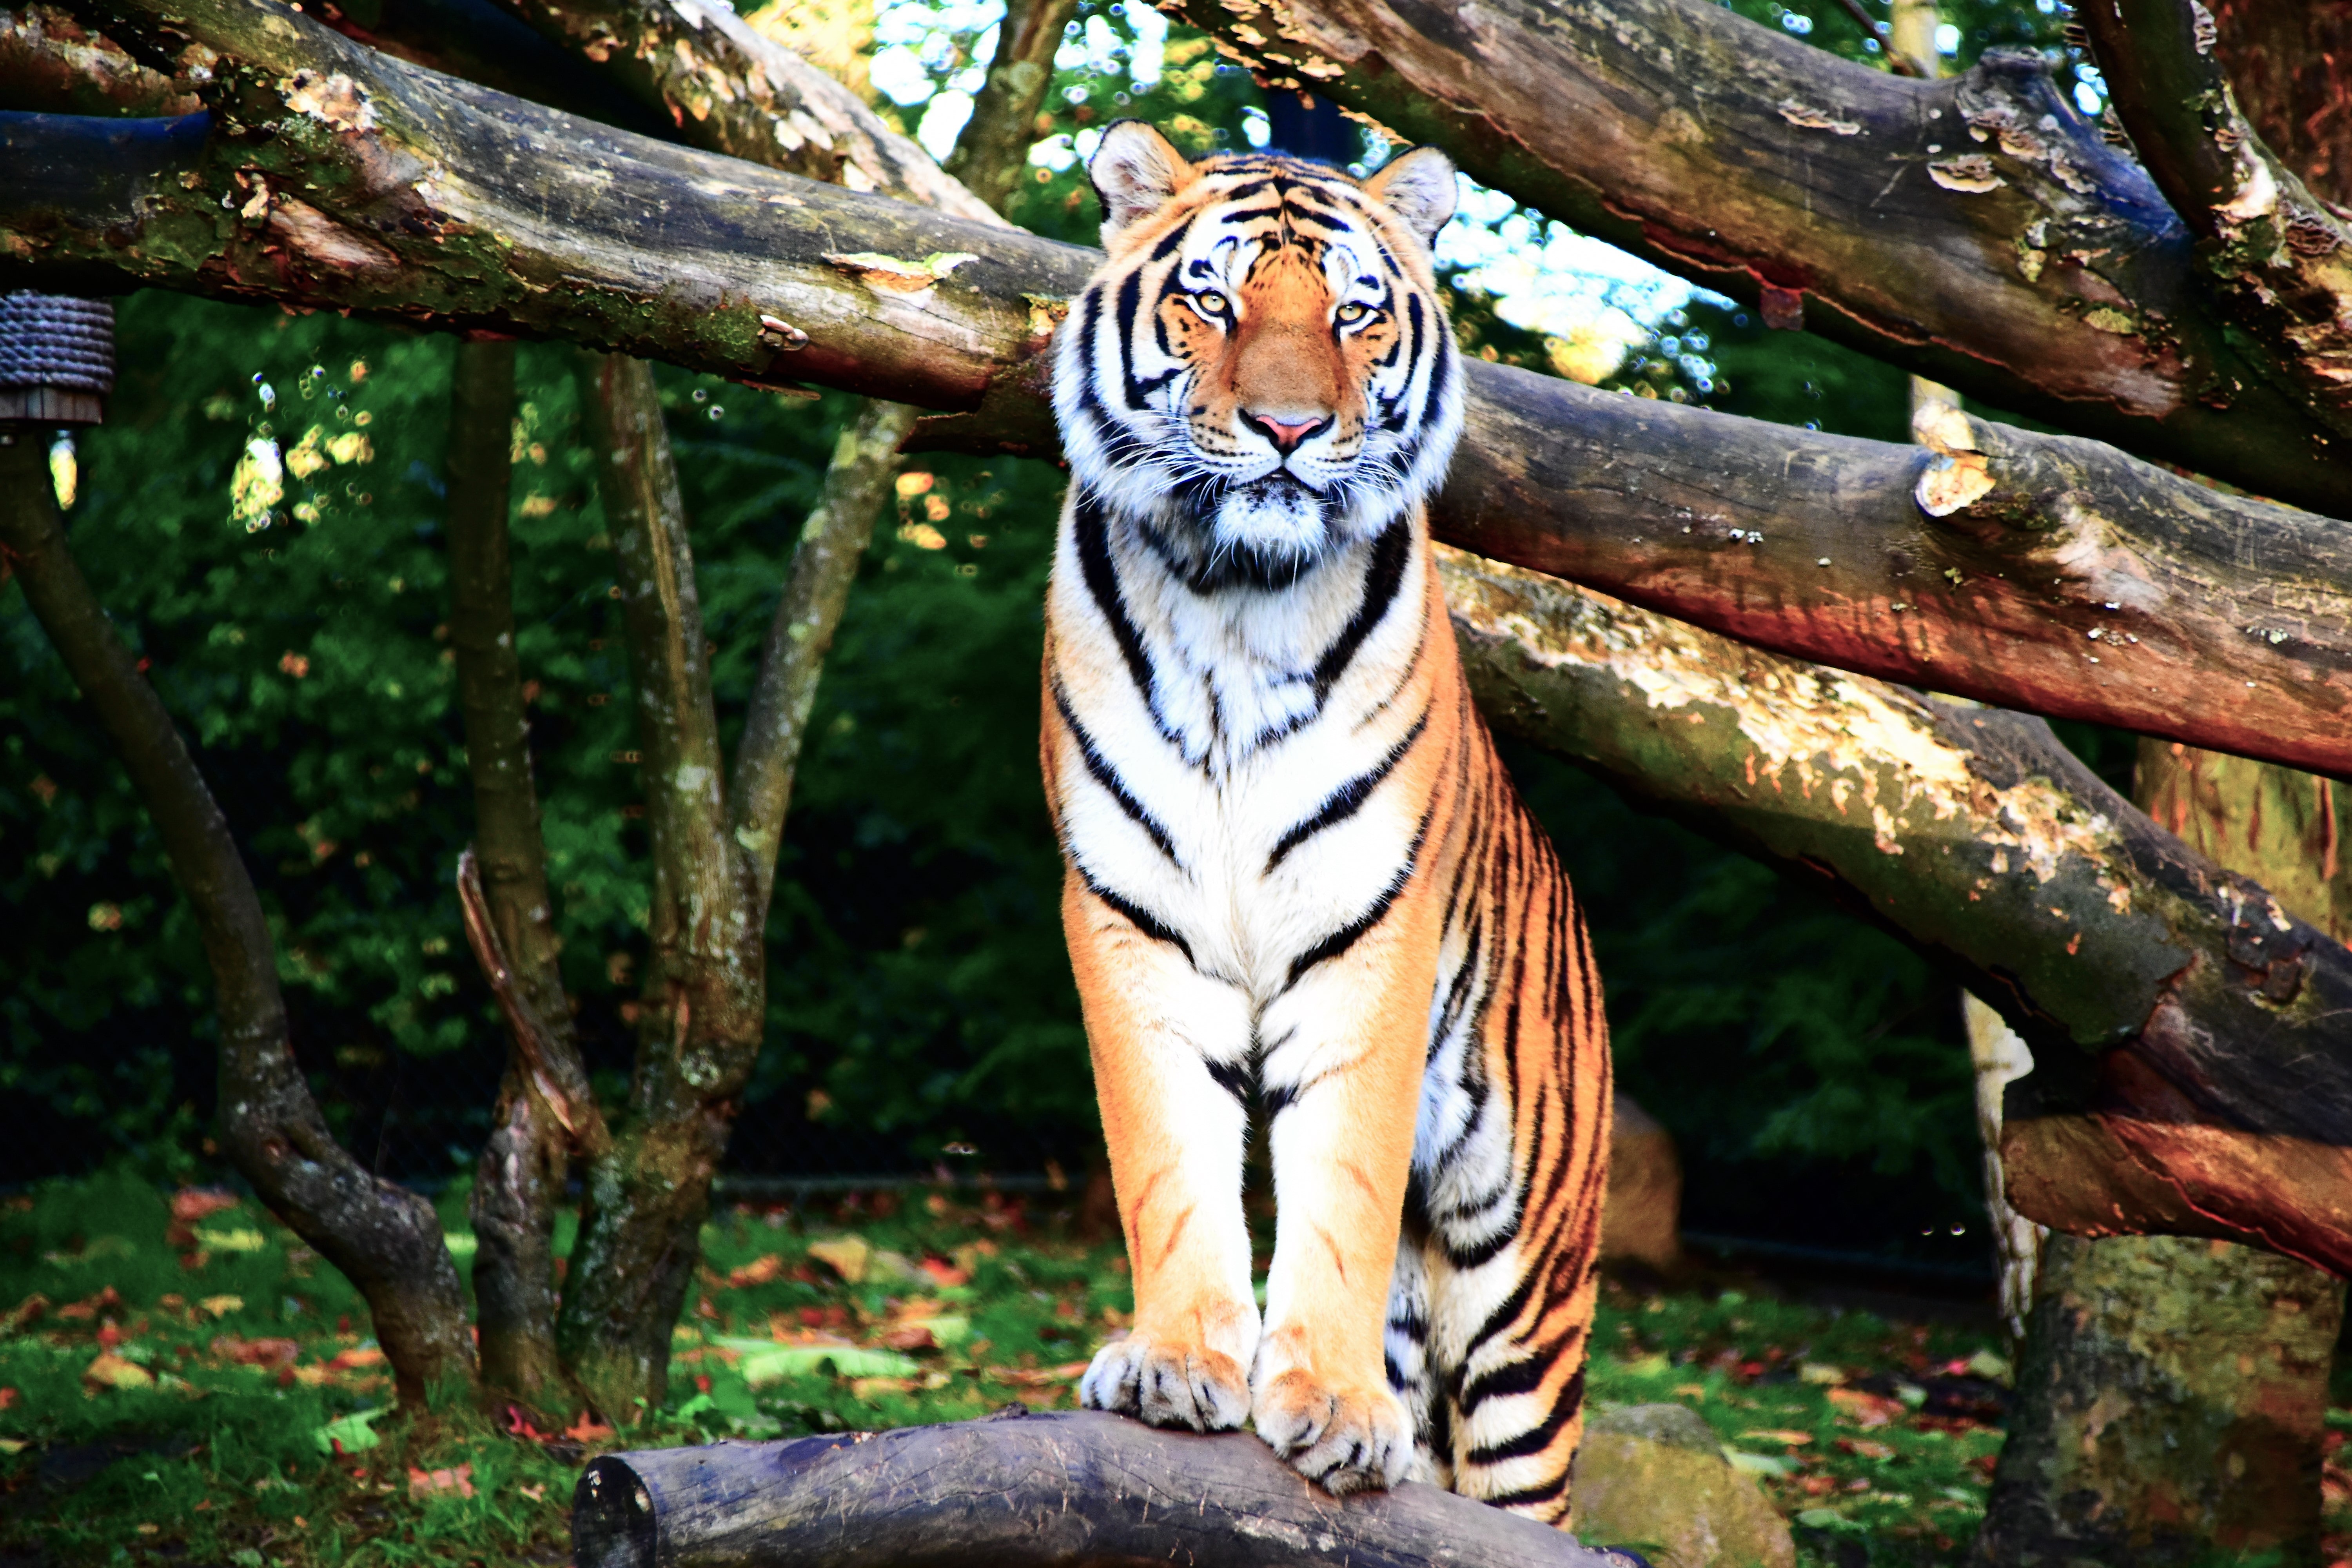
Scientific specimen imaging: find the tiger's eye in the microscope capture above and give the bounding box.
[1194,291,1229,316]
[1336,302,1370,323]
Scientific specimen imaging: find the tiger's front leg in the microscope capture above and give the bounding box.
[1250,907,1441,1494]
[1065,873,1261,1433]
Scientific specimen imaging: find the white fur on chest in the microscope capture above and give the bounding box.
[1050,508,1430,1004]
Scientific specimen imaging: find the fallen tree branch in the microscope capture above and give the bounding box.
[571,1409,1626,1568]
[6,9,2352,775]
[1159,0,2352,514]
[1442,546,2352,1274]
[0,428,475,1400]
[2076,0,2352,442]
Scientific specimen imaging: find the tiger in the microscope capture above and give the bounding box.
[1042,120,1613,1523]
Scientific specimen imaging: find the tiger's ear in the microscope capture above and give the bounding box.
[1363,146,1457,246]
[1089,121,1197,241]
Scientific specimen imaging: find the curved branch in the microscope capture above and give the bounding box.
[0,3,196,114]
[1443,546,2352,1274]
[2077,0,2352,440]
[1159,0,2352,514]
[0,430,474,1400]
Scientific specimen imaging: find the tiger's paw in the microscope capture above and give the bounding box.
[1250,1368,1412,1495]
[1079,1333,1252,1433]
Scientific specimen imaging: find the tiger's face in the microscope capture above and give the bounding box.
[1055,122,1465,590]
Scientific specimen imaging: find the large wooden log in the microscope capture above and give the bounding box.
[1441,548,2352,1274]
[1163,0,2352,514]
[5,2,2352,777]
[571,1409,1628,1568]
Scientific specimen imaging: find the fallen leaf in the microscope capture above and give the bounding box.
[564,1413,615,1444]
[0,1439,25,1456]
[877,1323,937,1353]
[805,1236,870,1285]
[171,1189,241,1223]
[990,1362,1093,1387]
[0,1387,15,1410]
[726,1254,787,1289]
[197,1295,244,1319]
[1737,1428,1815,1446]
[325,1346,387,1371]
[1798,1362,1847,1385]
[58,1287,123,1321]
[407,1462,475,1499]
[4,1295,48,1334]
[1838,1437,1897,1460]
[83,1351,156,1391]
[313,1408,387,1456]
[211,1335,301,1368]
[918,1255,970,1287]
[1829,1387,1905,1428]
[519,1483,546,1503]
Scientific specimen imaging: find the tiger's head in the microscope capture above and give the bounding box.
[1054,121,1465,590]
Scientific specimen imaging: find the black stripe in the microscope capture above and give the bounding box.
[1205,1056,1251,1107]
[1281,793,1434,989]
[1259,1079,1299,1119]
[1464,1367,1583,1465]
[1384,1354,1411,1392]
[1265,708,1430,871]
[1082,869,1194,965]
[1479,1473,1569,1509]
[1313,516,1412,697]
[1116,270,1155,412]
[1052,682,1180,864]
[1150,221,1191,261]
[1071,494,1161,720]
[1458,1343,1545,1413]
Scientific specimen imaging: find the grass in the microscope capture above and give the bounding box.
[0,1169,2329,1565]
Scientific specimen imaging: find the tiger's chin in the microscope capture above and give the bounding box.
[1152,473,1384,593]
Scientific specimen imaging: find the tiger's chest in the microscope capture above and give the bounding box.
[1045,507,1441,1003]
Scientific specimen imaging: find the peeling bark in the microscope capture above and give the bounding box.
[445,336,604,1418]
[2078,0,2352,445]
[1441,545,2352,1274]
[571,1410,1625,1568]
[1160,0,2352,513]
[0,430,473,1403]
[0,4,196,114]
[486,0,1004,224]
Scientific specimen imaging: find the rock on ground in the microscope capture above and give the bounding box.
[1572,1403,1795,1568]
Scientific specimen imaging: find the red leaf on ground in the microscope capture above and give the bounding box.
[407,1462,475,1499]
[564,1413,615,1443]
[726,1254,788,1289]
[211,1335,301,1368]
[1828,1387,1904,1428]
[58,1287,122,1322]
[918,1256,970,1287]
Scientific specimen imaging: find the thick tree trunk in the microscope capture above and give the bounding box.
[444,335,606,1419]
[1975,1234,2342,1564]
[571,1410,1624,1568]
[2075,0,2352,446]
[1977,736,2351,1563]
[13,7,2352,774]
[0,428,473,1403]
[1440,546,2352,1273]
[555,352,765,1422]
[1163,0,2352,512]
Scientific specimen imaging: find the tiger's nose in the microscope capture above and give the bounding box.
[1243,410,1331,455]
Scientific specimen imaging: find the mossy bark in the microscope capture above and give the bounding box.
[445,336,604,1420]
[1975,740,2351,1564]
[1977,1234,2341,1564]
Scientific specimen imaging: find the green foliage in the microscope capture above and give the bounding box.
[0,0,2108,1257]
